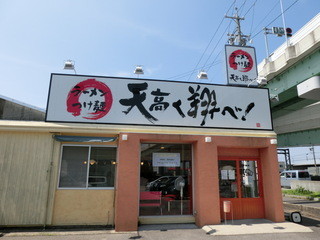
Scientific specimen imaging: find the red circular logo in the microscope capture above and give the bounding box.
[66,79,113,120]
[228,49,253,72]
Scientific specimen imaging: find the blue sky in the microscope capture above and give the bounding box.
[0,0,319,165]
[1,0,319,109]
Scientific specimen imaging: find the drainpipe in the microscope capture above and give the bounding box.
[43,137,55,229]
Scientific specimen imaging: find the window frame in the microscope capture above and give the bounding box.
[139,142,194,216]
[58,144,117,190]
[218,157,263,199]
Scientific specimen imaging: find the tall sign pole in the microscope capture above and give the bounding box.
[263,28,271,60]
[224,8,258,87]
[280,0,289,46]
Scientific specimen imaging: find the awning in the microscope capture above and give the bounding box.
[53,135,117,143]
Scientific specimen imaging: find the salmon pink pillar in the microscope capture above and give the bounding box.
[115,133,140,231]
[260,143,285,222]
[193,139,221,225]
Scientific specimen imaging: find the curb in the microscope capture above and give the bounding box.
[283,194,320,201]
[283,202,320,220]
[0,230,137,237]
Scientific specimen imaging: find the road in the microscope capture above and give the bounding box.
[1,217,320,240]
[1,197,320,240]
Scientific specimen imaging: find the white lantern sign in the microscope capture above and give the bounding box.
[225,45,258,86]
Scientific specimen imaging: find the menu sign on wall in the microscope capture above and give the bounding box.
[152,153,181,167]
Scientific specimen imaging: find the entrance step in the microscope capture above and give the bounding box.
[139,215,195,225]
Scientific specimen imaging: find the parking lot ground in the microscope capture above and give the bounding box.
[202,219,312,236]
[1,218,319,240]
[1,197,320,240]
[283,195,320,221]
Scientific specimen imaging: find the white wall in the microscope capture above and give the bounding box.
[291,180,320,192]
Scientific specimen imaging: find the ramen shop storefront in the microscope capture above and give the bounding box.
[46,74,285,231]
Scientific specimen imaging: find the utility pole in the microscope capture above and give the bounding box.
[225,8,250,46]
[310,146,319,176]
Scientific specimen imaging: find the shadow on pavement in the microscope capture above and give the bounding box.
[138,223,198,231]
[0,225,113,237]
[299,216,320,228]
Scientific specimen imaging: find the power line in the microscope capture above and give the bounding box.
[168,60,222,80]
[170,0,254,82]
[168,0,300,83]
[186,0,236,81]
[266,0,299,27]
[227,5,236,34]
[243,0,257,17]
[240,0,257,36]
[168,61,222,80]
[238,0,248,15]
[249,1,256,36]
[251,0,300,40]
[177,1,247,82]
[201,20,232,70]
[207,50,223,72]
[251,0,279,35]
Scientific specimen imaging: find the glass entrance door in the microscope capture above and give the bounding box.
[139,143,192,216]
[219,159,264,220]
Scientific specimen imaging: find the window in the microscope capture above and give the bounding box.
[219,159,261,199]
[298,172,310,178]
[140,143,193,216]
[241,161,259,198]
[59,145,116,188]
[219,161,238,198]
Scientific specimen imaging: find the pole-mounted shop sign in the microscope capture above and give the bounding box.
[225,45,258,86]
[46,74,272,130]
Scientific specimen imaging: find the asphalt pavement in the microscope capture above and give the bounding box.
[283,195,320,220]
[1,220,320,240]
[1,196,320,240]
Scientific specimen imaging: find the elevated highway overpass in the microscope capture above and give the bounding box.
[258,13,320,147]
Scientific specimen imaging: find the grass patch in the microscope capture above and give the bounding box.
[282,186,320,199]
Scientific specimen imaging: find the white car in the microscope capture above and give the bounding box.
[280,170,311,188]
